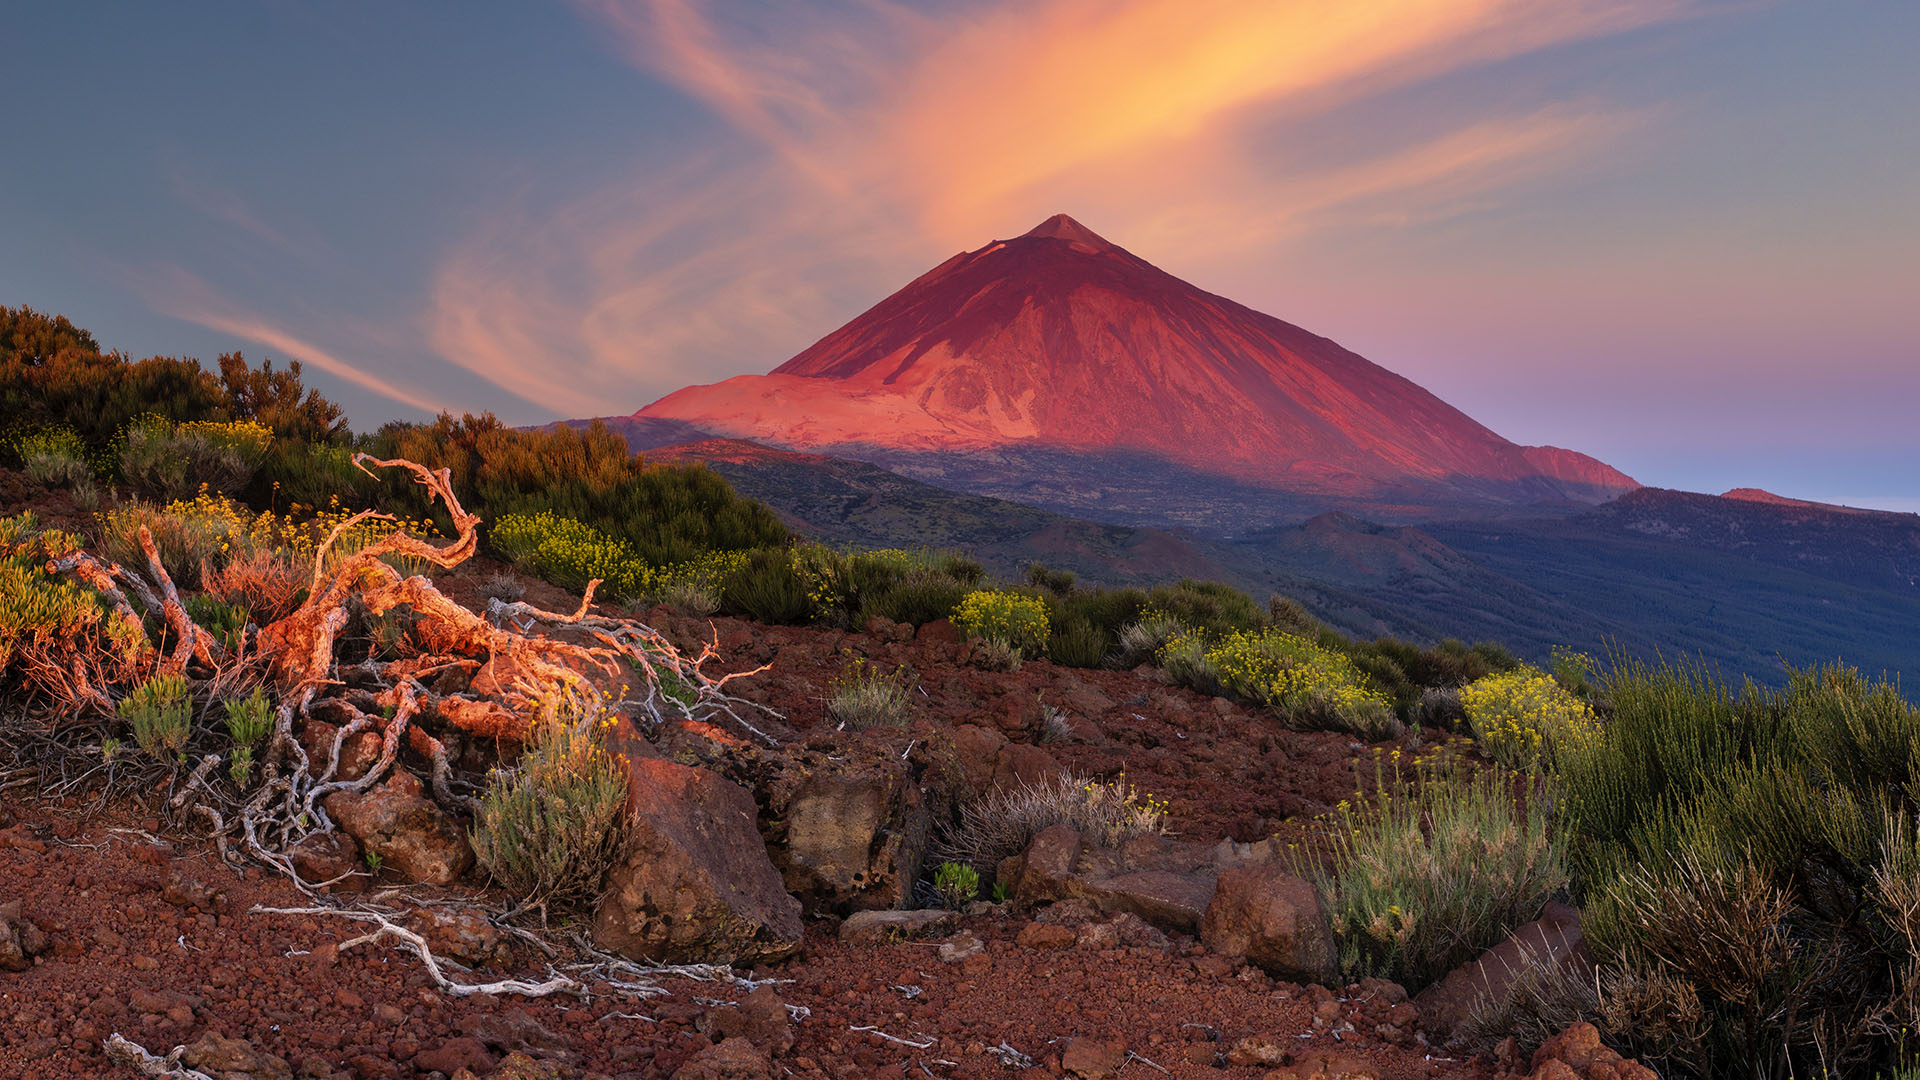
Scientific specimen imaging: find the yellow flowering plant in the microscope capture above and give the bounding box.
[1195,628,1398,739]
[1459,666,1600,772]
[951,589,1050,657]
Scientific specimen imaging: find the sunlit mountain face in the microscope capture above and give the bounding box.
[634,214,1636,522]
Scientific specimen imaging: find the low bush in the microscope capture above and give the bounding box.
[936,773,1169,872]
[492,511,652,600]
[1046,614,1110,668]
[857,566,972,627]
[1336,637,1521,721]
[1116,610,1186,668]
[0,513,139,709]
[202,547,307,625]
[842,548,981,628]
[933,861,980,909]
[184,593,247,654]
[1142,579,1267,639]
[470,694,630,914]
[1292,763,1566,988]
[1023,562,1077,597]
[1556,661,1920,1078]
[1459,667,1599,772]
[222,687,274,785]
[120,415,272,501]
[15,426,93,489]
[722,547,817,624]
[119,672,191,759]
[372,414,788,566]
[1197,628,1399,739]
[951,589,1050,659]
[826,653,914,730]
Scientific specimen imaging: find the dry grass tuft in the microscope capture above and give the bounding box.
[935,773,1169,873]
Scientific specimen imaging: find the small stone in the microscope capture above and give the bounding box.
[1016,922,1078,950]
[1060,1037,1127,1078]
[836,909,956,945]
[937,931,984,963]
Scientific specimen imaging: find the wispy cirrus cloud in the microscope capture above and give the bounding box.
[136,265,449,416]
[425,0,1708,416]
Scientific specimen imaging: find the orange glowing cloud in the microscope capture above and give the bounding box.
[428,0,1704,416]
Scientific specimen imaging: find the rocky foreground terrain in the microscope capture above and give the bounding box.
[0,546,1648,1080]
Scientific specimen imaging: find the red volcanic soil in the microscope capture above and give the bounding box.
[1,557,1495,1080]
[639,213,1635,503]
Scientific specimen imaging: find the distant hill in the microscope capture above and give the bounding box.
[566,418,1920,683]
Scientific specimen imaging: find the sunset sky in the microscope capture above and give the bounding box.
[5,2,1916,508]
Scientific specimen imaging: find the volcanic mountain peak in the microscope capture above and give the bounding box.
[1020,212,1118,251]
[636,213,1637,514]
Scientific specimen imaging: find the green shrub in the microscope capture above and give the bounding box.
[933,861,980,909]
[1023,562,1076,597]
[119,673,191,759]
[1459,667,1600,772]
[826,653,914,730]
[185,593,248,654]
[254,442,375,512]
[222,687,273,747]
[1142,579,1266,639]
[221,687,274,786]
[857,567,972,627]
[470,699,630,912]
[1116,610,1186,668]
[1293,764,1566,988]
[722,547,817,624]
[840,548,980,627]
[1199,628,1399,739]
[1556,660,1920,1078]
[1156,628,1219,693]
[1046,614,1110,669]
[951,589,1050,657]
[1335,637,1521,721]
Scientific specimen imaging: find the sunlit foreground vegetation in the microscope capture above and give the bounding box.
[6,305,1920,1078]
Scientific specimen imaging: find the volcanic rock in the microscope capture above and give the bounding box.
[1200,863,1338,985]
[323,769,474,886]
[180,1032,293,1080]
[672,1037,774,1080]
[837,908,957,944]
[0,899,48,971]
[592,751,802,965]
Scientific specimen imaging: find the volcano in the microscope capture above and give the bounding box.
[633,214,1635,519]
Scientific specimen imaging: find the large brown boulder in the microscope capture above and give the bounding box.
[1200,863,1338,985]
[323,770,473,886]
[1002,826,1219,933]
[761,747,928,913]
[592,754,802,965]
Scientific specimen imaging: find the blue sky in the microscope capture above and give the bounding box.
[4,1,1917,509]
